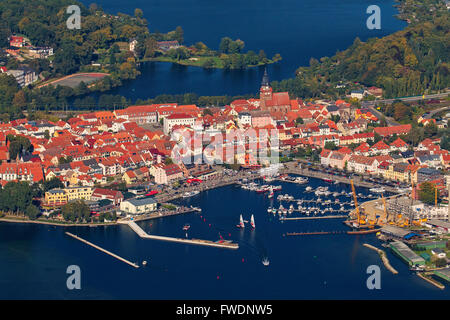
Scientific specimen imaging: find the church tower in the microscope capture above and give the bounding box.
[260,68,272,107]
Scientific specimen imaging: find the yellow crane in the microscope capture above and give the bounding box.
[435,185,438,208]
[380,193,388,225]
[350,179,365,227]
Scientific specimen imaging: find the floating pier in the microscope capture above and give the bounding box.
[120,220,238,250]
[65,232,139,268]
[363,243,398,274]
[280,215,347,221]
[284,231,346,236]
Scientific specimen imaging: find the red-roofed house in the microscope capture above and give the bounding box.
[152,163,183,185]
[390,138,408,152]
[369,140,390,155]
[91,188,124,206]
[374,124,411,137]
[163,113,195,134]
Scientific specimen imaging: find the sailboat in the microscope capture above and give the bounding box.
[236,214,245,228]
[267,186,274,199]
[262,257,270,266]
[250,214,255,229]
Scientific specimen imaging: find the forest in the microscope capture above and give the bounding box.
[271,1,449,99]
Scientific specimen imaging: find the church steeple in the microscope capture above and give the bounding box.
[259,67,273,107]
[261,67,269,87]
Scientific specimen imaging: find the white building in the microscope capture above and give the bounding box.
[163,113,195,134]
[120,197,157,215]
[238,112,252,127]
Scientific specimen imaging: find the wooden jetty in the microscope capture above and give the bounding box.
[65,232,139,268]
[284,231,346,236]
[280,215,347,221]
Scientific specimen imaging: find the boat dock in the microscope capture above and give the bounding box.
[65,232,139,268]
[120,220,239,250]
[130,206,201,222]
[280,215,347,221]
[284,231,346,236]
[363,243,398,274]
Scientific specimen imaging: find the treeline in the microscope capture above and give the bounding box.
[0,182,40,219]
[67,92,257,111]
[271,7,449,99]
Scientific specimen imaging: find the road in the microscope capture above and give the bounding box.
[362,89,450,126]
[422,106,450,119]
[363,90,450,106]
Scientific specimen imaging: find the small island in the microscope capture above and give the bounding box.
[142,35,282,69]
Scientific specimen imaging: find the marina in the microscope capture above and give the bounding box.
[2,174,448,299]
[279,215,347,221]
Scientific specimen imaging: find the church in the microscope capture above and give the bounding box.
[259,69,291,113]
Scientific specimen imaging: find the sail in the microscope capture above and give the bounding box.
[250,214,255,228]
[239,214,244,228]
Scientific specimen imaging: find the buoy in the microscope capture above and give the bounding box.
[217,275,220,280]
[209,224,211,227]
[242,258,245,262]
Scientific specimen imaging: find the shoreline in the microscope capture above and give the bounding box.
[140,57,277,70]
[0,161,401,228]
[0,217,118,227]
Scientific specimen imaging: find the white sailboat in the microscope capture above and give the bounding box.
[268,186,274,199]
[250,214,255,229]
[237,214,245,228]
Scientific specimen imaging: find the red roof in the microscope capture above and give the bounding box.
[374,124,411,137]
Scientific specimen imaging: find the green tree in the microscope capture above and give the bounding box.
[43,177,64,192]
[0,181,33,214]
[62,200,90,222]
[134,8,143,18]
[25,204,40,220]
[324,141,338,150]
[201,58,215,69]
[295,117,304,125]
[219,37,232,53]
[418,182,438,205]
[6,135,33,160]
[174,26,184,44]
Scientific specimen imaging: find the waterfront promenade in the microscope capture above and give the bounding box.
[153,161,400,203]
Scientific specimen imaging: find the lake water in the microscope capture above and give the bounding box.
[79,0,407,100]
[1,177,448,299]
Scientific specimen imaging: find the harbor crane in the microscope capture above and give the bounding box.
[380,193,388,225]
[350,179,365,227]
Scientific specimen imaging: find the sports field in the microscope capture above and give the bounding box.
[38,73,109,88]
